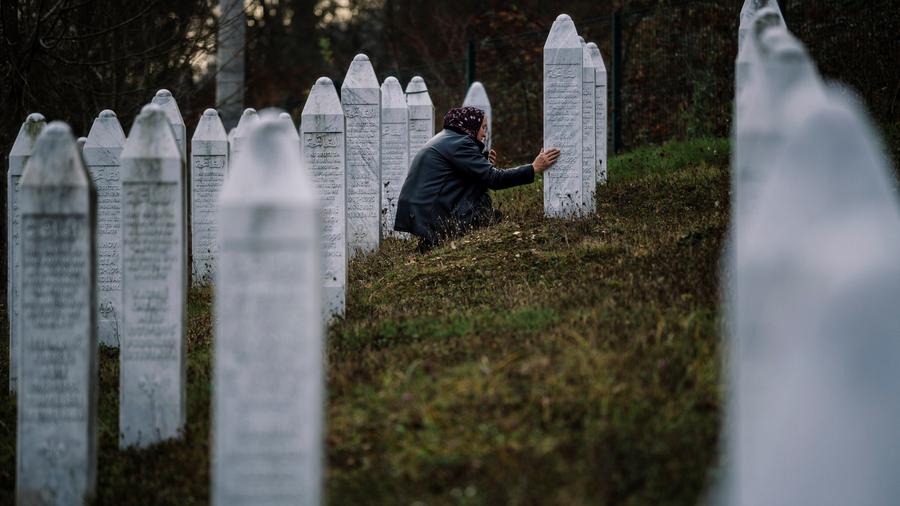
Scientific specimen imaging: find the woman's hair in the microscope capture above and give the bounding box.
[443,106,485,140]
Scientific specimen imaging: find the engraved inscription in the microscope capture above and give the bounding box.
[20,215,89,424]
[381,123,408,235]
[191,154,226,282]
[303,132,345,291]
[582,70,596,211]
[88,165,122,345]
[344,104,380,250]
[408,119,432,164]
[544,63,583,215]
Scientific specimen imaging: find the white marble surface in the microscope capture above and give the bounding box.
[151,89,187,161]
[84,110,126,347]
[341,54,382,256]
[586,42,608,184]
[543,14,584,218]
[463,81,492,152]
[735,6,785,99]
[16,122,97,506]
[301,77,347,320]
[405,76,435,165]
[7,112,46,393]
[733,83,900,506]
[119,104,186,448]
[190,108,228,285]
[580,37,596,214]
[279,112,302,159]
[213,114,323,506]
[380,77,409,238]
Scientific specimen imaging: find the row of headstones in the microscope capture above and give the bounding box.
[726,1,900,504]
[542,14,609,218]
[7,63,482,506]
[10,107,324,504]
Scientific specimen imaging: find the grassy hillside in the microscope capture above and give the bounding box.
[0,137,731,505]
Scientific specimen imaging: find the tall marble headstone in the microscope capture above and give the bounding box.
[191,109,228,285]
[732,87,900,506]
[76,137,87,151]
[543,14,584,218]
[279,112,302,159]
[580,37,597,213]
[586,42,608,184]
[738,0,784,53]
[119,104,186,448]
[8,112,46,393]
[463,81,492,152]
[301,77,347,319]
[213,114,324,506]
[230,108,259,164]
[84,110,126,347]
[341,54,381,256]
[380,77,409,238]
[405,76,434,164]
[16,122,97,506]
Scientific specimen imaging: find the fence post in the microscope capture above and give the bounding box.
[467,40,477,87]
[612,9,623,154]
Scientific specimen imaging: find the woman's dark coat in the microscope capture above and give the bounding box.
[394,128,534,241]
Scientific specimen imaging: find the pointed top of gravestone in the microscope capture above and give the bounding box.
[10,113,48,160]
[21,122,90,187]
[583,39,595,69]
[86,109,126,148]
[192,107,227,142]
[578,36,585,44]
[151,88,185,125]
[235,108,260,134]
[278,111,300,141]
[302,77,343,117]
[222,112,316,205]
[545,13,580,49]
[381,77,408,109]
[586,42,607,73]
[77,137,88,151]
[405,76,432,107]
[463,81,491,109]
[342,53,379,91]
[123,104,181,160]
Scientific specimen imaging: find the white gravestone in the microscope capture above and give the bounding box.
[738,0,783,53]
[8,112,46,393]
[16,122,97,506]
[380,77,410,238]
[463,81,492,152]
[119,104,186,448]
[76,137,87,151]
[84,110,127,347]
[405,76,435,165]
[543,14,584,217]
[341,54,382,256]
[580,37,597,213]
[301,77,347,320]
[230,108,259,166]
[213,114,324,506]
[279,112,302,159]
[587,42,608,184]
[191,109,228,285]
[733,87,900,506]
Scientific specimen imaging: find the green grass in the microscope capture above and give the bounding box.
[0,137,731,505]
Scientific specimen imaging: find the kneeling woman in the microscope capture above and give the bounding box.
[395,106,560,252]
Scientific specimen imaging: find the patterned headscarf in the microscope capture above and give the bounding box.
[443,106,485,141]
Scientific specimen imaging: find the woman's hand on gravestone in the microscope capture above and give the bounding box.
[488,149,497,165]
[533,148,561,174]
